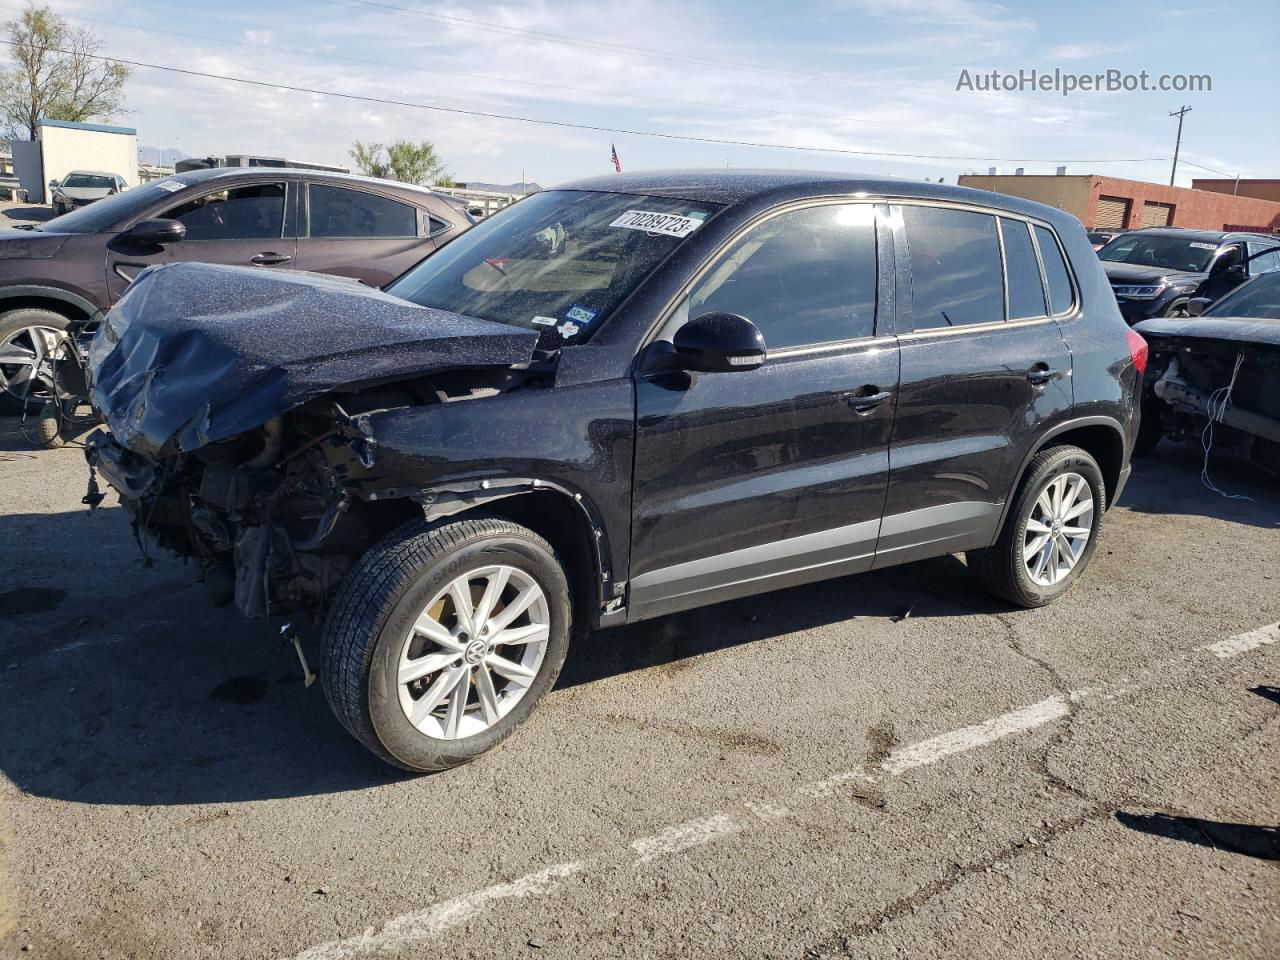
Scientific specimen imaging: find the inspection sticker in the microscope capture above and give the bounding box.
[610,209,705,238]
[154,180,185,193]
[531,315,558,326]
[558,321,581,338]
[565,305,596,325]
[1190,242,1217,250]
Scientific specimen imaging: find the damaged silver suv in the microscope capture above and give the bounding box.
[85,171,1141,771]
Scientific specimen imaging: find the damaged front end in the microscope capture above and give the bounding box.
[85,262,544,618]
[1136,315,1280,473]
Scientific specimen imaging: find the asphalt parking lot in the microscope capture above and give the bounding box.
[0,414,1276,960]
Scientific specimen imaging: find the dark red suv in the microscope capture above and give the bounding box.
[0,167,471,411]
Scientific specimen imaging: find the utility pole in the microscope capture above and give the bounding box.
[1169,105,1191,186]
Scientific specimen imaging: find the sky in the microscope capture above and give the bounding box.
[18,0,1280,189]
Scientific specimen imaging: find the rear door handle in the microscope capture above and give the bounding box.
[848,389,893,412]
[1026,364,1060,385]
[251,252,292,266]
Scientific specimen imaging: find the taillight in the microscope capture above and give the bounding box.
[1126,329,1148,374]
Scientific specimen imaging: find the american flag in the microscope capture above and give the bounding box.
[611,143,622,173]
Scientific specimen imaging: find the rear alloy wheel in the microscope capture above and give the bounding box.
[967,445,1105,608]
[0,308,71,414]
[321,516,571,772]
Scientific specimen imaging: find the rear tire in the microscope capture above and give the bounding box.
[967,445,1106,608]
[320,515,571,772]
[0,308,71,414]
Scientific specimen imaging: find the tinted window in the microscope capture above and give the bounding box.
[1000,218,1047,319]
[1034,225,1074,314]
[903,205,1003,329]
[1205,271,1280,319]
[164,184,285,241]
[309,185,417,238]
[683,204,877,349]
[38,176,206,234]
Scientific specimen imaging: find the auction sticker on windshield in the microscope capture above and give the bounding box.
[610,209,705,238]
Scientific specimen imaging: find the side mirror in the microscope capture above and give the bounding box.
[123,218,186,245]
[1186,297,1212,317]
[671,312,766,372]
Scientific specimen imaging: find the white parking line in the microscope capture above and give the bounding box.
[284,622,1277,960]
[292,862,584,960]
[1201,621,1280,659]
[631,813,744,863]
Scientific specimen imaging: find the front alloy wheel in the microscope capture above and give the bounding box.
[321,516,571,772]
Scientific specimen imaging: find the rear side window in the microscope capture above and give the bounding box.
[686,203,878,349]
[1034,225,1074,314]
[902,205,1004,329]
[999,218,1047,319]
[309,185,417,238]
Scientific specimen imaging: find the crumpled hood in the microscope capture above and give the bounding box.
[0,227,69,259]
[1103,262,1203,285]
[88,261,540,457]
[1135,314,1280,349]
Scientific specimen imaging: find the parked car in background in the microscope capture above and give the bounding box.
[1098,227,1280,323]
[1087,228,1125,250]
[84,170,1142,771]
[0,167,472,412]
[49,170,129,217]
[1134,269,1280,472]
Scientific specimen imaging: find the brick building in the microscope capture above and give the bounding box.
[956,172,1280,234]
[1191,178,1280,204]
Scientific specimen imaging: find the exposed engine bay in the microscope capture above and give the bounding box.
[83,260,551,618]
[1140,326,1280,474]
[86,366,544,618]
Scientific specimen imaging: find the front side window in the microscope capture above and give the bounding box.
[163,183,286,241]
[309,185,417,238]
[1033,225,1074,314]
[386,190,722,348]
[903,205,1004,330]
[1000,218,1047,320]
[681,203,877,349]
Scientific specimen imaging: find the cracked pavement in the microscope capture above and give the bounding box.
[1,416,1277,960]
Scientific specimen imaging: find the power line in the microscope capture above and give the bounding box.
[0,39,1175,168]
[19,5,960,134]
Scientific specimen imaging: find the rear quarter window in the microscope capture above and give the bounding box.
[1033,224,1075,314]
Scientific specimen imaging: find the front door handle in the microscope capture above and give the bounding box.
[251,252,292,266]
[1026,364,1060,385]
[848,389,893,413]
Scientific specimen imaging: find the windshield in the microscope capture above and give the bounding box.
[41,176,195,234]
[62,174,115,189]
[1097,233,1217,272]
[1206,271,1280,319]
[385,189,722,348]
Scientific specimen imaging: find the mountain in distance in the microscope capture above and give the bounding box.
[138,146,190,166]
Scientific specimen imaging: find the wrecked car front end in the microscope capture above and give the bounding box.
[85,261,547,618]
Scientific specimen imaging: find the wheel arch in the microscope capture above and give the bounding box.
[0,285,102,326]
[995,416,1127,537]
[386,479,617,635]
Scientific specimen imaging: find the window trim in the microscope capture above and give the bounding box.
[303,182,423,240]
[158,179,289,243]
[998,216,1050,323]
[638,197,889,363]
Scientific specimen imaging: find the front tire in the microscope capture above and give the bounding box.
[320,516,571,772]
[0,308,71,414]
[967,445,1106,608]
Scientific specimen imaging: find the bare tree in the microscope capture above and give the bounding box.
[0,3,130,141]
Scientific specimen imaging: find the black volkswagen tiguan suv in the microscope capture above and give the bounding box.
[85,170,1144,771]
